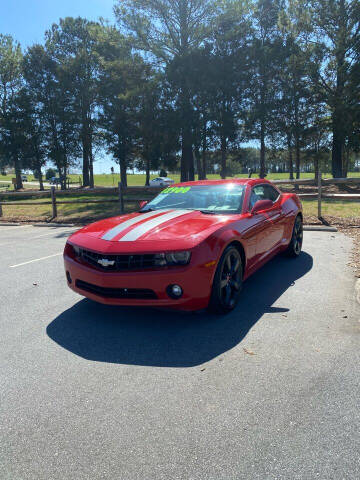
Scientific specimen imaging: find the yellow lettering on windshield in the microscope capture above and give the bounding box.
[161,187,191,194]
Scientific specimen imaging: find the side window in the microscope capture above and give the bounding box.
[249,185,265,209]
[249,184,279,210]
[263,185,280,202]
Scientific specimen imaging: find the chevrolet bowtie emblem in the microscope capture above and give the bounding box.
[97,258,115,267]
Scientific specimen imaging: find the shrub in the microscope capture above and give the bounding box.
[45,168,57,180]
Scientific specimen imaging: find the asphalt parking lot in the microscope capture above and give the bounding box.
[0,224,359,480]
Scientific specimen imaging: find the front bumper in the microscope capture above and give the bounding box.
[64,254,214,311]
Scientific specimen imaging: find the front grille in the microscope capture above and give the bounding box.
[75,280,157,299]
[78,248,159,271]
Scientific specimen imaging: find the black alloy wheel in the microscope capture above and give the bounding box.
[286,215,303,257]
[209,246,243,314]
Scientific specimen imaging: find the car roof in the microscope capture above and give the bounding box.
[171,178,273,187]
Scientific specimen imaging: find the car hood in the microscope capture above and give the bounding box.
[68,209,238,253]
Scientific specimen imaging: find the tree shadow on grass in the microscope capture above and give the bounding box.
[47,252,313,367]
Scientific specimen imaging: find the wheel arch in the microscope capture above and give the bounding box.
[224,240,246,273]
[207,226,248,284]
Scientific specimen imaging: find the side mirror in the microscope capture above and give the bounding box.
[139,200,148,210]
[251,199,273,215]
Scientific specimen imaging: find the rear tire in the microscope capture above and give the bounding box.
[285,215,303,257]
[209,246,243,314]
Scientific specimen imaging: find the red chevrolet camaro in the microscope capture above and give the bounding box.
[64,178,303,313]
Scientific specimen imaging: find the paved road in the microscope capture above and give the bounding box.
[24,181,51,187]
[0,224,359,480]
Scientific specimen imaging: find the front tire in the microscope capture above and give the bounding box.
[285,215,303,257]
[209,246,243,314]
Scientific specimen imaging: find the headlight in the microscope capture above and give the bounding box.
[64,242,80,257]
[166,251,191,265]
[154,251,191,266]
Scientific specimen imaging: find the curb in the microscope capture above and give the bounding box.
[33,223,78,228]
[0,222,22,227]
[303,226,338,232]
[0,222,78,228]
[356,279,360,305]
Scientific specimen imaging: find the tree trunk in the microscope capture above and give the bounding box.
[188,148,195,181]
[38,168,44,191]
[180,79,193,182]
[119,157,127,187]
[145,156,150,186]
[314,154,319,184]
[295,136,300,179]
[181,133,192,182]
[194,144,203,180]
[201,119,207,180]
[201,149,207,180]
[331,0,347,178]
[89,146,94,189]
[332,116,344,178]
[294,134,301,192]
[287,134,293,180]
[342,147,349,178]
[220,135,227,179]
[181,123,193,182]
[81,117,90,187]
[82,141,90,187]
[259,120,266,178]
[180,139,188,182]
[14,158,23,190]
[62,164,67,190]
[293,93,301,182]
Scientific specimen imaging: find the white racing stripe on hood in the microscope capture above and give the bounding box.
[101,209,171,241]
[119,209,191,242]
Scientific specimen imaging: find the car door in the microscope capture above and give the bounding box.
[239,186,269,271]
[243,184,284,267]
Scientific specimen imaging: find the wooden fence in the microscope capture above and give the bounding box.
[0,177,359,220]
[272,176,360,219]
[0,183,162,219]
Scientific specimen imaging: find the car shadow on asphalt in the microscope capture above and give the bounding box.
[47,252,313,367]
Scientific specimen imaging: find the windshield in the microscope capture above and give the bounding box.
[142,184,246,214]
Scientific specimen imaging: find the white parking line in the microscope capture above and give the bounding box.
[0,228,76,247]
[10,252,63,268]
[0,225,34,233]
[30,230,76,240]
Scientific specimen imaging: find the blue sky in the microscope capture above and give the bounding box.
[0,0,116,173]
[0,0,116,48]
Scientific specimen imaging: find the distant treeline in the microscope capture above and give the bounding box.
[0,0,359,189]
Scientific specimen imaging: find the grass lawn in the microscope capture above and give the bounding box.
[0,175,46,191]
[301,199,360,218]
[1,171,360,190]
[0,192,136,221]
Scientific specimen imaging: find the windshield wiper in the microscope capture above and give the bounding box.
[199,210,216,214]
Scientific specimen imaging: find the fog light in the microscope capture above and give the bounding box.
[167,284,183,299]
[66,271,72,284]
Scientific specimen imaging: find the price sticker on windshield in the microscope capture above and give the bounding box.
[161,186,191,194]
